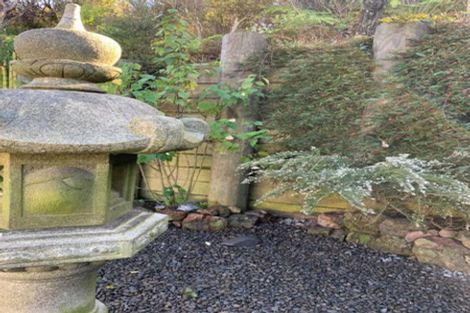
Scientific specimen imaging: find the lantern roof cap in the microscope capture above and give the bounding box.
[0,89,208,154]
[12,3,122,93]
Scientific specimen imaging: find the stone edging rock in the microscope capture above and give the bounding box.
[150,201,470,274]
[154,204,268,232]
[307,212,470,273]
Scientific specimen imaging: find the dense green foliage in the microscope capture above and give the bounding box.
[248,22,470,223]
[98,4,160,66]
[365,92,470,161]
[264,43,376,156]
[106,10,270,205]
[0,34,14,63]
[264,24,470,162]
[395,24,470,131]
[386,0,466,19]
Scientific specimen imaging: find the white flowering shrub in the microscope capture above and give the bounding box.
[241,148,470,223]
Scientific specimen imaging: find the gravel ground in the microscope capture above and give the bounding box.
[97,220,470,313]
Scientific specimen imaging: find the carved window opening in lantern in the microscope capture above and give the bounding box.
[108,154,138,221]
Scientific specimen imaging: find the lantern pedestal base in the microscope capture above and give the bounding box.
[0,262,108,313]
[0,210,169,312]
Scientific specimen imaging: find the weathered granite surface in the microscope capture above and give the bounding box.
[0,89,209,154]
[373,22,430,74]
[12,4,121,92]
[0,211,168,269]
[14,4,121,65]
[0,262,108,313]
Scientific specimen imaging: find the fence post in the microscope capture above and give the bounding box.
[1,63,6,88]
[207,32,267,211]
[8,62,13,88]
[1,52,16,89]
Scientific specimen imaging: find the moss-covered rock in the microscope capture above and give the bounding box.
[227,214,258,229]
[346,232,375,245]
[208,216,228,231]
[307,226,332,237]
[182,214,227,231]
[330,229,347,241]
[344,213,384,235]
[369,235,413,256]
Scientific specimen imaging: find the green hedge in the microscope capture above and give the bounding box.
[263,24,470,164]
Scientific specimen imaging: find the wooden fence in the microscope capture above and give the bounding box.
[140,67,218,202]
[0,58,17,89]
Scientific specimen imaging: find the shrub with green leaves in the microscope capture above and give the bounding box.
[362,92,470,162]
[264,43,376,156]
[249,23,470,224]
[0,34,14,63]
[242,148,470,224]
[386,0,466,19]
[108,9,270,206]
[263,5,340,34]
[395,24,470,130]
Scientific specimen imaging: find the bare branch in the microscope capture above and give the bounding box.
[230,16,246,34]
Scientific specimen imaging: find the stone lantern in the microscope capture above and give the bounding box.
[0,4,208,313]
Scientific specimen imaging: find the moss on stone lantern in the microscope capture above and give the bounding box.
[0,3,208,230]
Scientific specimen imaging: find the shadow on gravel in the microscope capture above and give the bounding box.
[97,221,470,313]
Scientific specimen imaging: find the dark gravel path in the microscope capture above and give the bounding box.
[97,221,470,313]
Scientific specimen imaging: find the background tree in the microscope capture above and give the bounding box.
[357,0,388,35]
[203,0,273,34]
[99,0,161,67]
[290,0,361,18]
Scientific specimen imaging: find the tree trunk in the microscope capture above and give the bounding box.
[207,32,267,211]
[357,0,388,36]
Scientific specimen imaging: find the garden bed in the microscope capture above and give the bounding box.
[97,220,470,313]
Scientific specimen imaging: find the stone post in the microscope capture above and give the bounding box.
[207,32,267,210]
[373,22,430,77]
[361,22,432,149]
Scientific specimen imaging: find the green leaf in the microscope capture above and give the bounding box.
[390,0,401,8]
[137,154,159,164]
[197,101,220,114]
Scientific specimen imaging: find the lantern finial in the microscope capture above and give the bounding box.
[12,4,122,92]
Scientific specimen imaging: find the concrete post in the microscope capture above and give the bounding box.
[373,22,430,77]
[208,32,267,210]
